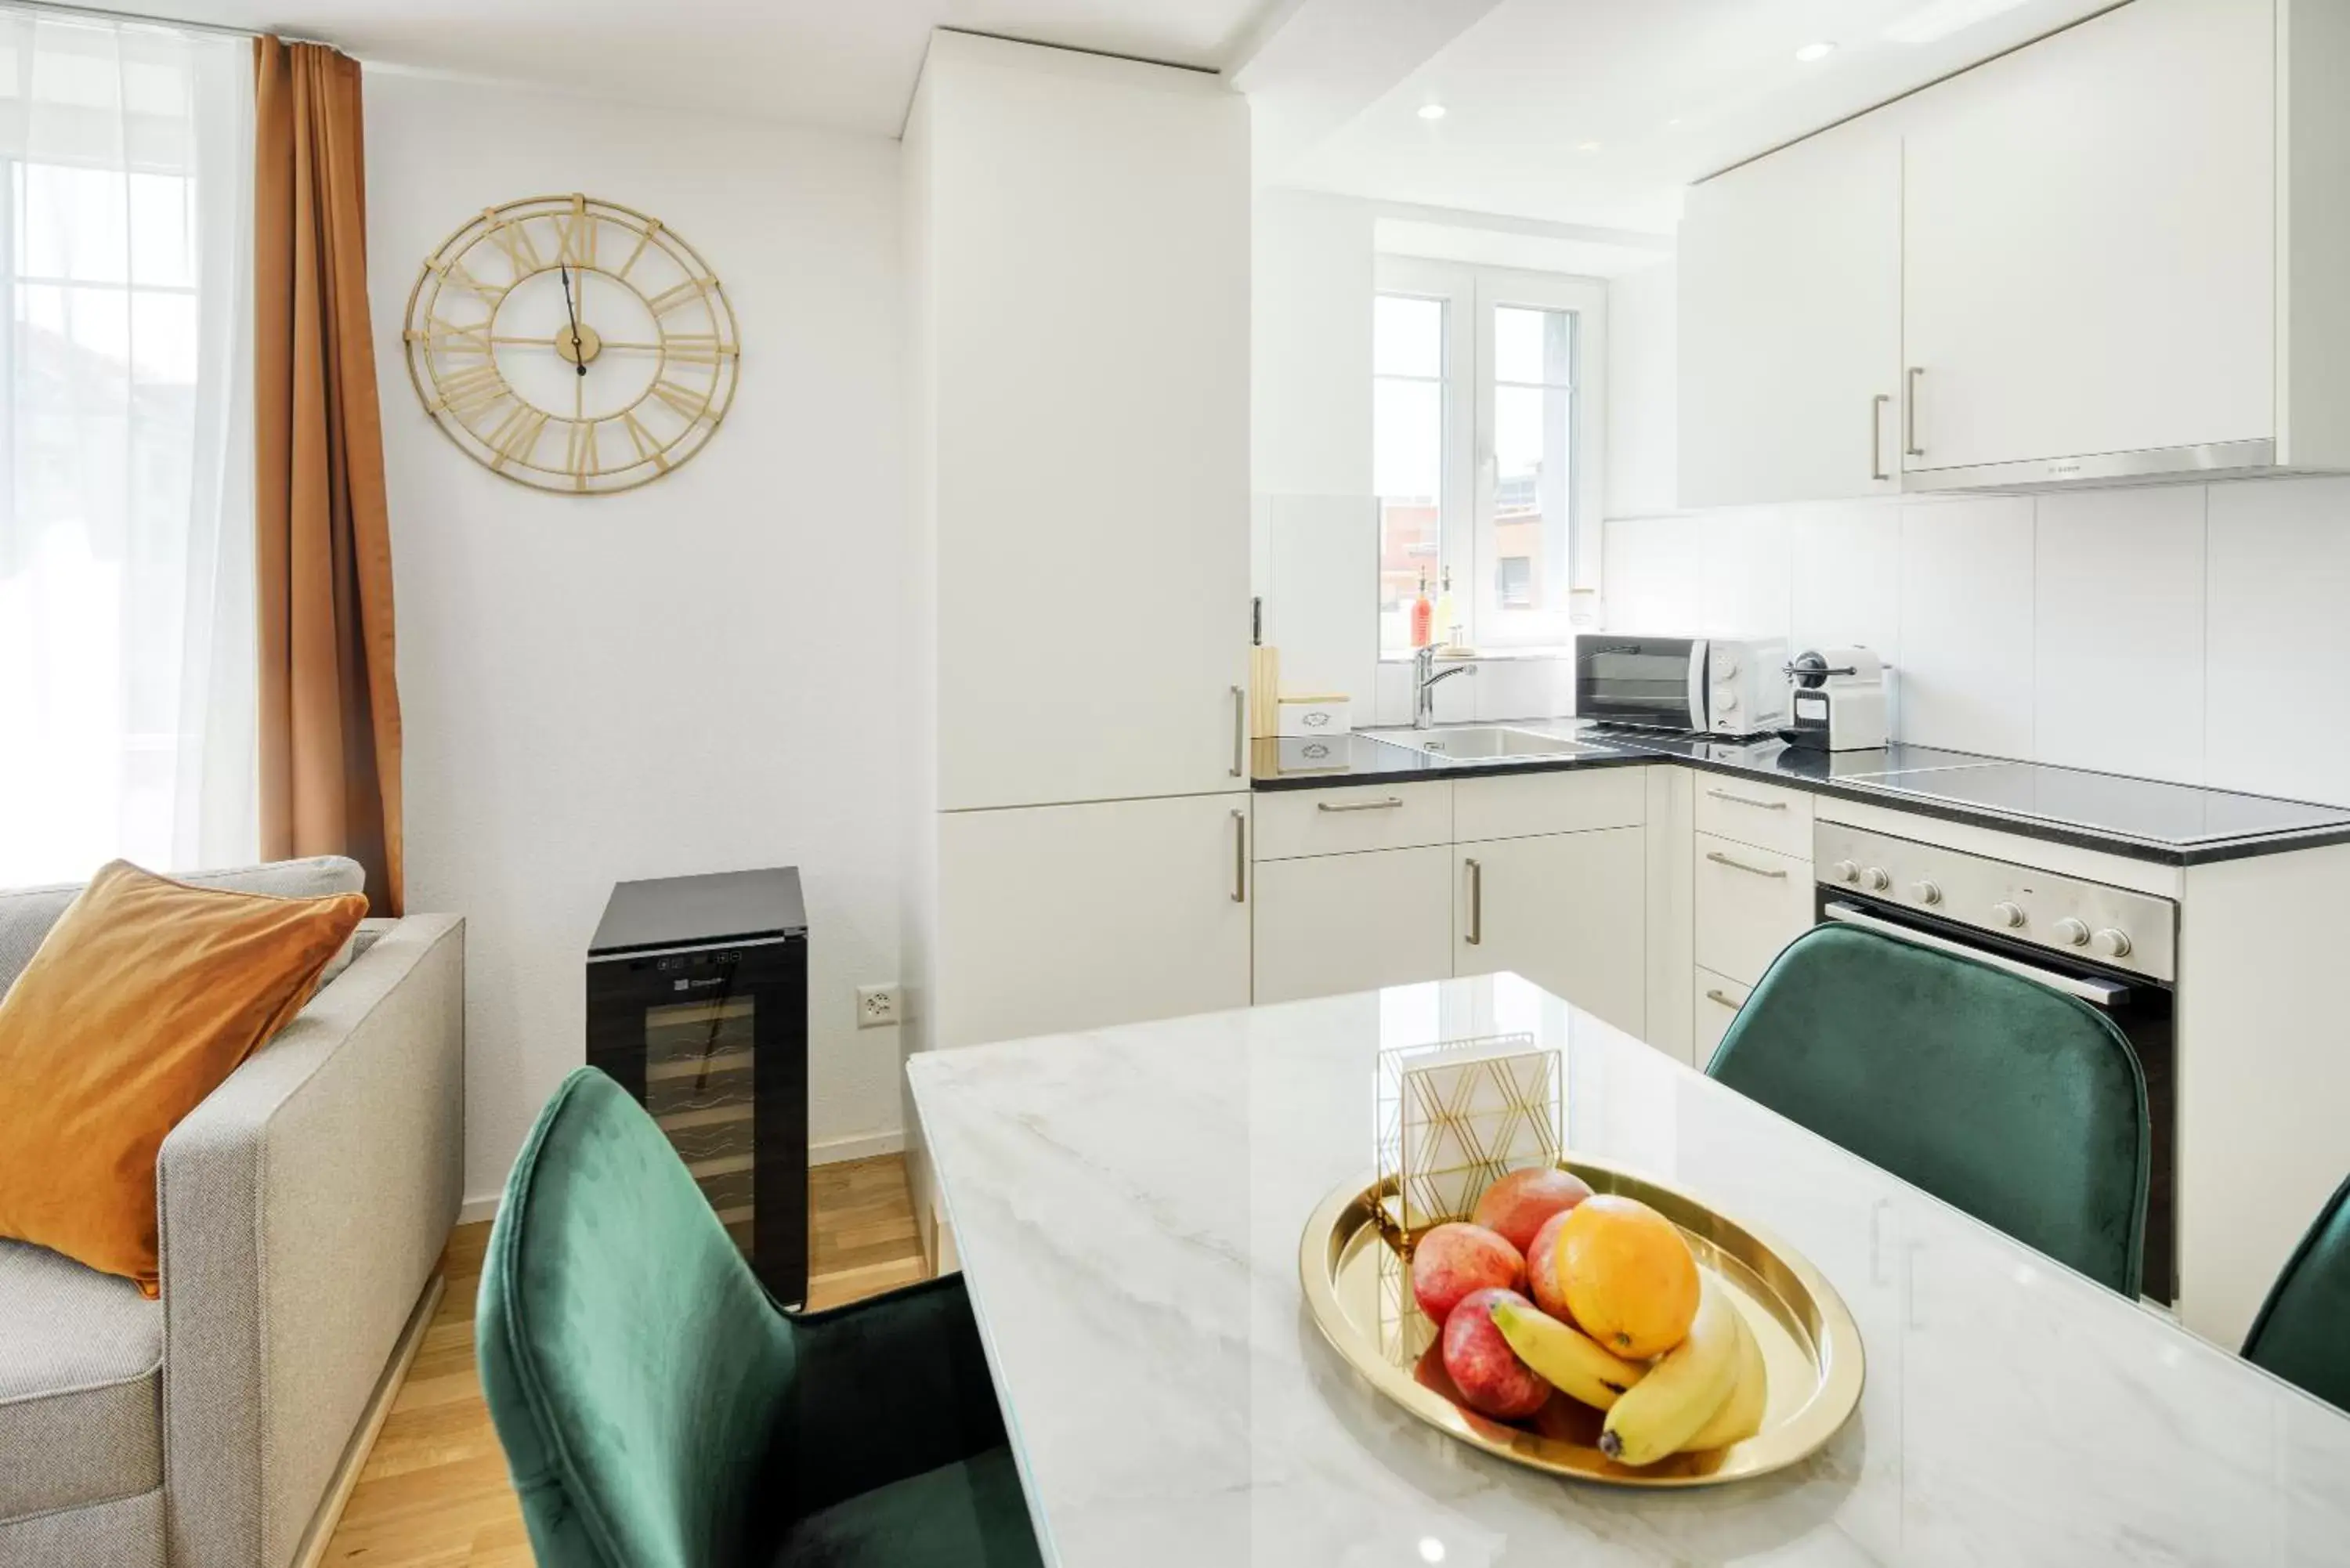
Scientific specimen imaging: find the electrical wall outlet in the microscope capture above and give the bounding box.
[856,985,901,1028]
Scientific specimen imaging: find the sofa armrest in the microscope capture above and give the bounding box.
[156,913,465,1568]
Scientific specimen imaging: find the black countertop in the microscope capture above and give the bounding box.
[1250,725,2350,868]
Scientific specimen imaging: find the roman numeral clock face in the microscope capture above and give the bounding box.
[402,194,739,494]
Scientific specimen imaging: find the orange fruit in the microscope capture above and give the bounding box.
[1554,1194,1700,1359]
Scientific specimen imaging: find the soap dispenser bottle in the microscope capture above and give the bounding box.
[1434,568,1458,651]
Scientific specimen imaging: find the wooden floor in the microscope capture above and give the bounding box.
[320,1153,925,1566]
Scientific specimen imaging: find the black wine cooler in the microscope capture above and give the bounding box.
[588,867,808,1310]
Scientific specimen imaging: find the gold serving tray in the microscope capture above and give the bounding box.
[1300,1156,1864,1487]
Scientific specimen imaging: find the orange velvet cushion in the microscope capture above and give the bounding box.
[0,861,367,1293]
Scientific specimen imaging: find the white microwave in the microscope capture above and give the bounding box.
[1571,634,1790,739]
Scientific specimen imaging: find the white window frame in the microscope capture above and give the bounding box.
[1374,256,1607,652]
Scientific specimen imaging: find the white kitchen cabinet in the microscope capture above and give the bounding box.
[1693,832,1813,988]
[1253,847,1455,1005]
[1691,966,1752,1070]
[1902,0,2275,478]
[1455,829,1647,1036]
[1679,114,1903,508]
[936,793,1253,1049]
[921,32,1251,811]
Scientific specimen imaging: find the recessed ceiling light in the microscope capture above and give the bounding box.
[1575,140,1602,153]
[1883,0,2028,44]
[1417,103,1448,121]
[1794,40,1838,62]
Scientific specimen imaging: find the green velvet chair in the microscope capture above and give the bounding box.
[477,1067,1043,1568]
[1707,923,2150,1295]
[2243,1172,2350,1413]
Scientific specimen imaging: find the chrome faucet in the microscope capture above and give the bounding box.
[1412,645,1473,729]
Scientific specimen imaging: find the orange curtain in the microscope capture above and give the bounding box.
[252,38,404,914]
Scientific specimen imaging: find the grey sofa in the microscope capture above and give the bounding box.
[0,858,465,1568]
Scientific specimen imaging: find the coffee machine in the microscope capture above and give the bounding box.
[1783,646,1889,752]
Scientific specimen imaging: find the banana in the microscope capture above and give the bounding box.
[1678,1302,1767,1453]
[1597,1272,1741,1466]
[1489,1298,1647,1411]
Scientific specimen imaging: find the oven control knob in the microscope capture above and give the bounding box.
[1831,860,1860,883]
[1992,901,2026,929]
[1862,866,1892,892]
[2092,927,2133,959]
[1715,653,1739,678]
[1910,879,1943,906]
[1713,687,1740,714]
[2052,917,2092,947]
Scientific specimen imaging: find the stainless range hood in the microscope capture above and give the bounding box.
[1899,439,2309,493]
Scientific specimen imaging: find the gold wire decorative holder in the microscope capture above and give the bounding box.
[1373,1032,1562,1248]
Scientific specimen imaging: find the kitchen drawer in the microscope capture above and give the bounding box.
[1693,775,1815,858]
[1253,846,1454,1004]
[1453,766,1647,844]
[1253,781,1452,860]
[1692,966,1754,1069]
[1694,832,1814,986]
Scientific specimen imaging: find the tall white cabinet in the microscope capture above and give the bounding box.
[902,33,1253,1262]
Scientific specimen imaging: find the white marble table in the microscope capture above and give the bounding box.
[906,974,2350,1567]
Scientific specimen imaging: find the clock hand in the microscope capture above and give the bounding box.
[559,262,587,378]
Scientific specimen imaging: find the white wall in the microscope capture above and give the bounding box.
[365,71,907,1207]
[1605,260,1676,520]
[1603,477,2350,806]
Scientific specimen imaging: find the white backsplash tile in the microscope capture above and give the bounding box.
[1788,499,1902,662]
[1898,497,2036,757]
[1263,493,1379,726]
[1372,659,1412,728]
[2206,477,2350,807]
[2033,486,2206,784]
[1603,508,1792,641]
[1473,658,1563,721]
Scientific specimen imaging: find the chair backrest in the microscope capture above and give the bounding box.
[1708,923,2150,1295]
[478,1068,796,1568]
[2243,1173,2350,1413]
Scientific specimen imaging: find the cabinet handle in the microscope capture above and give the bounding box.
[1703,988,1741,1010]
[1705,788,1787,812]
[1231,809,1247,903]
[1230,686,1246,779]
[1464,857,1483,945]
[1905,367,1925,459]
[1317,796,1405,814]
[1870,392,1891,482]
[1705,849,1788,880]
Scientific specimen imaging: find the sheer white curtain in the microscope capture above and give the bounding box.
[0,8,254,887]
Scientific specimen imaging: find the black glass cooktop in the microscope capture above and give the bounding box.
[1845,761,2350,847]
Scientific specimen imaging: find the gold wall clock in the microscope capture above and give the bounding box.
[403,194,740,494]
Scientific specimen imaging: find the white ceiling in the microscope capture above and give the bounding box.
[1252,0,2123,233]
[94,0,1272,138]
[89,0,2117,233]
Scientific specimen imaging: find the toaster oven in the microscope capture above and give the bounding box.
[1572,634,1790,739]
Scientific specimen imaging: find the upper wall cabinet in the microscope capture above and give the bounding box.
[1679,115,1903,508]
[1902,0,2272,482]
[1678,0,2350,507]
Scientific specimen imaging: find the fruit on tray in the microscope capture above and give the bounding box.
[1679,1305,1767,1454]
[1556,1194,1701,1359]
[1597,1273,1742,1466]
[1487,1296,1646,1411]
[1471,1166,1594,1255]
[1411,1222,1525,1322]
[1525,1209,1574,1322]
[1440,1288,1553,1419]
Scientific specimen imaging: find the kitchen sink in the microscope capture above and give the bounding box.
[1362,725,1615,765]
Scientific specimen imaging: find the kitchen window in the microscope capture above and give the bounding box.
[1372,258,1604,654]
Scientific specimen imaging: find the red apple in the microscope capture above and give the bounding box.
[1410,1222,1524,1322]
[1473,1166,1595,1255]
[1441,1287,1551,1420]
[1526,1209,1574,1322]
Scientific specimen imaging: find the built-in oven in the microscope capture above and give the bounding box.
[1573,633,1791,739]
[1811,823,2177,1305]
